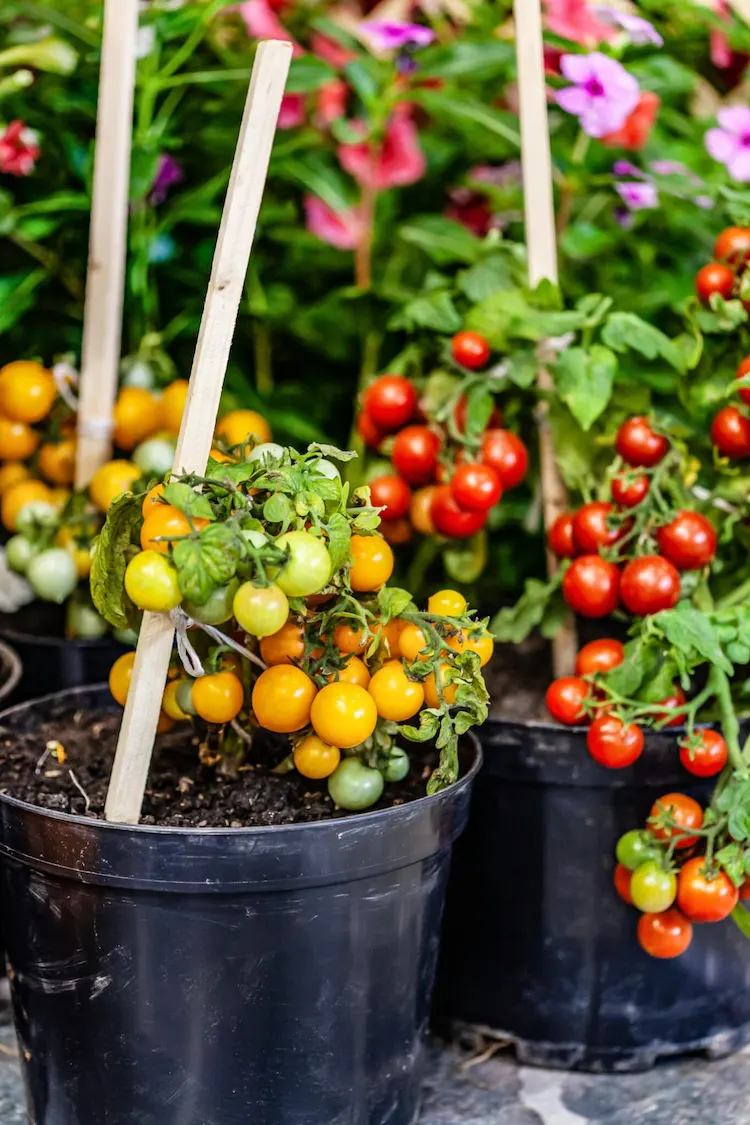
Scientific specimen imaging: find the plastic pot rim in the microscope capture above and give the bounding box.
[0,640,21,704]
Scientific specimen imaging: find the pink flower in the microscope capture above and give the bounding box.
[358,21,435,52]
[316,79,348,126]
[705,106,750,182]
[615,181,658,211]
[338,111,425,189]
[310,31,356,68]
[0,121,40,177]
[149,154,183,204]
[277,93,305,129]
[591,7,663,46]
[237,0,303,56]
[445,189,495,237]
[710,0,732,68]
[544,0,615,46]
[304,196,365,250]
[555,52,640,138]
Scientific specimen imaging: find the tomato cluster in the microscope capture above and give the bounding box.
[357,334,528,543]
[695,226,750,306]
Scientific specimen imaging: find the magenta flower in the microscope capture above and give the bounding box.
[544,0,615,45]
[555,52,640,138]
[310,31,355,68]
[591,7,663,46]
[277,93,305,129]
[0,121,40,177]
[237,0,303,56]
[338,111,425,190]
[304,196,364,251]
[615,181,658,211]
[149,154,183,204]
[359,21,436,52]
[705,106,750,182]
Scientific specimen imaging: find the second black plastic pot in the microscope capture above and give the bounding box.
[0,685,480,1125]
[434,715,750,1072]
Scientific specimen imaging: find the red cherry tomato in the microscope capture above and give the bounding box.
[453,395,502,435]
[547,512,576,559]
[430,485,487,538]
[637,909,693,959]
[695,262,735,303]
[587,714,644,768]
[711,406,750,459]
[614,863,634,905]
[620,555,680,615]
[480,429,529,490]
[357,411,384,449]
[450,462,502,512]
[363,374,416,432]
[575,638,624,677]
[545,676,589,725]
[714,226,750,267]
[653,686,686,729]
[736,355,750,406]
[572,501,620,554]
[368,474,411,521]
[451,330,491,370]
[679,729,728,778]
[677,857,739,923]
[656,510,716,571]
[611,471,649,508]
[562,555,620,617]
[615,417,668,468]
[391,425,441,485]
[649,793,703,848]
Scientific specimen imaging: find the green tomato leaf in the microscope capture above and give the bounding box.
[398,215,482,265]
[263,493,295,524]
[490,576,557,643]
[400,709,440,743]
[390,289,462,333]
[325,512,351,575]
[655,602,733,675]
[506,350,539,388]
[457,255,516,302]
[172,523,244,606]
[602,312,685,371]
[90,492,142,629]
[731,905,750,938]
[377,586,414,621]
[162,482,215,520]
[444,529,487,584]
[554,344,617,431]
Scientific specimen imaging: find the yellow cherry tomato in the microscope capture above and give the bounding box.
[142,482,166,517]
[327,655,371,689]
[424,663,458,708]
[333,620,380,655]
[259,619,305,666]
[215,409,271,449]
[113,387,162,451]
[427,589,467,617]
[447,629,494,667]
[233,582,289,638]
[368,660,425,722]
[124,550,182,612]
[162,679,191,721]
[310,682,377,749]
[0,461,29,495]
[349,534,394,592]
[381,618,404,658]
[89,460,141,513]
[156,711,175,735]
[109,651,136,706]
[252,665,317,733]
[208,448,237,465]
[1,478,50,531]
[192,671,244,724]
[411,486,437,536]
[0,361,56,423]
[48,488,70,511]
[56,526,92,579]
[140,505,193,554]
[293,735,341,780]
[399,622,430,662]
[0,414,39,460]
[38,439,76,485]
[160,380,189,435]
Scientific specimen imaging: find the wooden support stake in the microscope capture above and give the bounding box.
[104,40,293,825]
[74,0,139,490]
[514,0,577,678]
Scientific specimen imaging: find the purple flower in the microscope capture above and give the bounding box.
[591,7,663,47]
[149,154,183,204]
[705,106,750,182]
[612,159,644,178]
[359,21,436,52]
[615,181,658,211]
[555,53,640,138]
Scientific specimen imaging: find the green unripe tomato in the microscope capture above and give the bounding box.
[616,829,661,872]
[233,581,289,637]
[134,437,176,478]
[246,442,285,464]
[381,748,410,783]
[112,627,138,647]
[16,501,59,538]
[121,357,155,389]
[273,530,331,597]
[5,535,38,575]
[184,578,240,626]
[66,597,109,639]
[327,758,384,811]
[630,860,677,914]
[176,677,197,716]
[314,458,340,480]
[27,548,78,604]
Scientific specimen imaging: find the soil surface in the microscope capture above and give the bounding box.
[485,636,551,721]
[0,707,441,828]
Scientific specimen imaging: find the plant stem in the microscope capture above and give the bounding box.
[714,666,747,774]
[253,321,273,395]
[355,179,377,291]
[10,234,84,302]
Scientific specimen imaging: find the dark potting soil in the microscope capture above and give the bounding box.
[0,708,439,828]
[485,635,552,722]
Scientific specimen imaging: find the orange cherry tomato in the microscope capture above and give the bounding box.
[381,618,405,658]
[649,793,704,849]
[109,651,136,706]
[677,857,739,923]
[424,663,458,708]
[38,439,76,485]
[160,380,189,435]
[1,478,51,531]
[310,682,378,748]
[446,628,494,667]
[293,734,341,780]
[215,409,271,449]
[400,622,430,662]
[368,660,425,721]
[142,482,167,518]
[0,461,29,495]
[334,620,380,655]
[410,486,437,536]
[192,671,245,724]
[0,414,39,460]
[89,460,141,513]
[0,361,56,423]
[259,619,305,666]
[252,665,317,733]
[113,387,162,451]
[140,504,194,554]
[349,534,394,592]
[327,656,371,689]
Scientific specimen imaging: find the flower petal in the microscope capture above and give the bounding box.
[559,52,593,83]
[727,148,750,183]
[705,126,739,165]
[555,85,590,116]
[716,105,750,136]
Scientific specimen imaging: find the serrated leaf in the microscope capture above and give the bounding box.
[172,524,244,605]
[457,255,515,301]
[554,344,616,431]
[308,443,357,462]
[490,577,556,643]
[400,710,440,742]
[444,530,487,585]
[163,482,215,520]
[602,312,685,371]
[377,586,414,621]
[263,493,295,523]
[655,602,733,675]
[326,512,351,574]
[391,290,462,333]
[90,493,142,629]
[506,351,538,388]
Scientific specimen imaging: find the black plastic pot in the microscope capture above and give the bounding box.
[0,685,480,1125]
[434,716,750,1072]
[0,640,21,707]
[0,602,125,703]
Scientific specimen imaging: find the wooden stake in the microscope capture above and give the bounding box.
[727,0,750,24]
[74,0,139,490]
[514,0,577,677]
[104,40,293,825]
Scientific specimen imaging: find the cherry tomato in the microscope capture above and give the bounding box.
[0,414,39,460]
[450,462,502,512]
[572,501,620,554]
[363,374,416,432]
[431,485,487,538]
[399,622,429,662]
[327,758,384,811]
[233,581,289,637]
[334,620,379,655]
[451,330,491,370]
[392,425,441,485]
[140,505,194,554]
[38,439,76,486]
[679,729,728,778]
[381,517,412,546]
[714,225,750,266]
[89,460,141,513]
[293,734,340,780]
[711,406,750,459]
[6,534,37,575]
[141,483,166,518]
[349,534,394,591]
[380,618,405,658]
[545,676,589,725]
[368,474,411,521]
[620,555,680,615]
[630,860,677,914]
[736,355,750,405]
[252,665,317,733]
[274,530,332,597]
[410,486,437,535]
[575,638,624,677]
[0,361,56,423]
[310,682,378,748]
[649,793,703,848]
[357,411,384,449]
[381,748,410,782]
[562,555,620,617]
[327,656,371,689]
[616,829,661,871]
[368,660,425,721]
[695,261,735,303]
[0,461,29,495]
[215,409,272,448]
[192,671,244,724]
[424,663,458,708]
[480,429,528,489]
[653,686,686,728]
[109,651,136,706]
[637,909,693,959]
[611,471,649,508]
[124,550,182,612]
[160,379,189,435]
[656,511,716,570]
[547,512,576,559]
[614,863,634,905]
[452,396,502,435]
[27,548,78,603]
[615,417,668,468]
[446,628,494,667]
[162,680,191,722]
[184,580,239,626]
[1,479,50,532]
[428,589,467,616]
[259,619,305,665]
[587,715,644,768]
[677,857,738,923]
[114,387,162,451]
